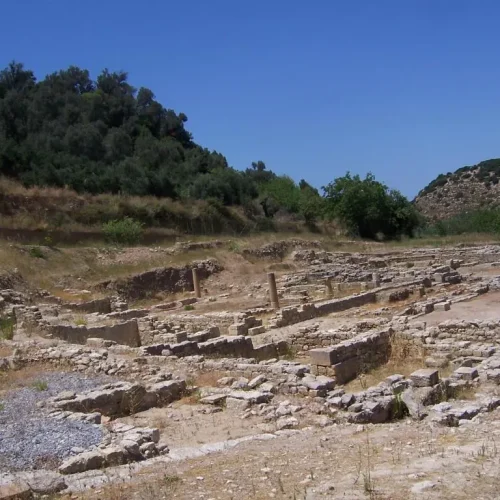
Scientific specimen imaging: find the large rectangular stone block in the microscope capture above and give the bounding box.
[410,369,439,387]
[309,347,336,366]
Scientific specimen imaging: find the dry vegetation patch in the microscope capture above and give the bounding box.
[346,335,427,392]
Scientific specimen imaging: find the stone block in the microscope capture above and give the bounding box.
[248,326,266,336]
[410,369,439,387]
[452,367,479,381]
[434,302,451,312]
[199,394,227,406]
[309,347,336,367]
[228,323,248,336]
[248,374,267,388]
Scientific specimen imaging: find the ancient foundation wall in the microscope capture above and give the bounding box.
[46,320,141,347]
[141,335,288,361]
[269,292,377,328]
[310,328,393,384]
[65,298,112,315]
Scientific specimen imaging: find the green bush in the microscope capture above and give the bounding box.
[323,172,421,239]
[29,246,45,259]
[0,316,15,340]
[102,217,144,245]
[32,380,48,391]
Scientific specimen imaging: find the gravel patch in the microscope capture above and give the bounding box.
[0,371,108,471]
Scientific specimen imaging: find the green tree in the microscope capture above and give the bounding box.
[260,176,301,215]
[323,172,419,239]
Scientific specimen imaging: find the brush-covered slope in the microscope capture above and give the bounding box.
[414,159,500,220]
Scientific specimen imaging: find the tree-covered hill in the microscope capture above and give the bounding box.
[0,61,326,217]
[0,62,421,240]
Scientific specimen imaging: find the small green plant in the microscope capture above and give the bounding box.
[0,402,5,412]
[184,304,195,311]
[392,391,409,419]
[102,217,144,245]
[163,475,181,486]
[228,240,241,253]
[0,316,15,340]
[43,235,54,247]
[32,380,48,392]
[74,316,88,326]
[29,246,45,259]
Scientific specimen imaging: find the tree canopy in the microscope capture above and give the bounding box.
[322,173,420,239]
[0,62,255,202]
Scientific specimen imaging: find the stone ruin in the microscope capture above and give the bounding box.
[3,242,500,496]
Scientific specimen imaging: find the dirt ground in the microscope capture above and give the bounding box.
[414,290,500,326]
[71,406,500,500]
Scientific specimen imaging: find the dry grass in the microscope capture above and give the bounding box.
[49,289,97,302]
[0,343,13,357]
[0,363,60,393]
[450,383,477,401]
[192,371,227,387]
[76,471,183,500]
[345,335,427,392]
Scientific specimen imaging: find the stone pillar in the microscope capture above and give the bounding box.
[192,268,201,298]
[326,278,333,297]
[267,272,280,309]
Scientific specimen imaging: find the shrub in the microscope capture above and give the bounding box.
[184,304,195,311]
[0,316,15,340]
[102,217,144,245]
[421,208,500,236]
[29,246,45,259]
[74,316,88,326]
[32,380,48,391]
[323,172,421,239]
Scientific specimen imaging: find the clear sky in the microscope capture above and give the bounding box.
[2,0,500,198]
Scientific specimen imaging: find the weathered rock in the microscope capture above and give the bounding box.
[59,450,105,474]
[276,417,299,430]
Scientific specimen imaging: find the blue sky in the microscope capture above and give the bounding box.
[2,1,500,198]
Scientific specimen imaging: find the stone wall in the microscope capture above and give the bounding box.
[161,312,237,335]
[398,319,500,360]
[141,335,289,361]
[65,298,111,315]
[45,320,141,347]
[309,328,393,384]
[269,292,377,328]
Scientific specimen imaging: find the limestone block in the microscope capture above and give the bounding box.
[452,367,478,380]
[410,369,439,387]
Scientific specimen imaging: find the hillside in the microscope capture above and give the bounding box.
[414,158,500,220]
[0,62,420,241]
[0,61,323,221]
